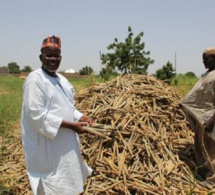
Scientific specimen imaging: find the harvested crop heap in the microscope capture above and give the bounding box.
[76,74,214,194]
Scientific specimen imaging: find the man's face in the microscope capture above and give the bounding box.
[203,53,215,70]
[41,48,62,72]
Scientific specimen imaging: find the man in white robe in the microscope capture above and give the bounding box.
[181,48,215,184]
[21,35,94,195]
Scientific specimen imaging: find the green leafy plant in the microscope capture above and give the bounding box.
[101,26,154,75]
[155,61,175,83]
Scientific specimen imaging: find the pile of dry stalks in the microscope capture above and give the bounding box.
[0,74,214,194]
[76,74,215,194]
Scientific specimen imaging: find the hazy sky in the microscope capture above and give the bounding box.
[1,0,215,77]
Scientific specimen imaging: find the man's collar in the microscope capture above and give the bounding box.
[41,66,58,78]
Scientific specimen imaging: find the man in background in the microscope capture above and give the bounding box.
[181,48,215,184]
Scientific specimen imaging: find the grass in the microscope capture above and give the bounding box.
[0,76,24,194]
[68,75,103,92]
[0,77,23,156]
[0,76,23,133]
[171,74,199,96]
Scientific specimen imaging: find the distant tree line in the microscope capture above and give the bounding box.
[0,62,32,74]
[0,26,198,83]
[79,66,94,75]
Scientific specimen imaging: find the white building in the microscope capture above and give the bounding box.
[64,68,76,73]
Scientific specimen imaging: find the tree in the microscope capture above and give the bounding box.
[101,26,154,75]
[155,61,175,83]
[79,66,94,75]
[184,71,197,78]
[22,65,32,72]
[8,62,21,74]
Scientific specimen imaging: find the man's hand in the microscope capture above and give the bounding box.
[61,120,88,134]
[79,115,95,125]
[71,122,89,134]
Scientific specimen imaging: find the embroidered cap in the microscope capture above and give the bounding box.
[41,35,61,51]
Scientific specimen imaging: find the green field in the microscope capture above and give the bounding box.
[0,76,23,137]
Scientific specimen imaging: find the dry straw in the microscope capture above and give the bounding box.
[76,74,214,194]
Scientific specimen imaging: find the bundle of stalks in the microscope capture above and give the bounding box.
[76,74,215,194]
